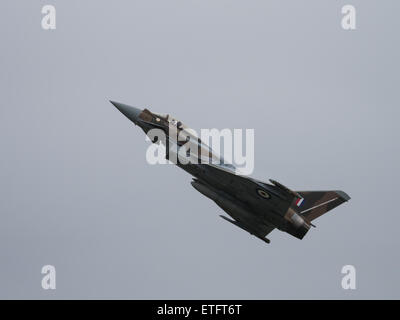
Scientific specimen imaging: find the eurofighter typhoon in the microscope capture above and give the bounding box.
[110,101,350,244]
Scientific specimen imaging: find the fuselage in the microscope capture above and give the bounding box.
[111,104,311,239]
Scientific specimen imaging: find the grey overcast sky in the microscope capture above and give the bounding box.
[0,0,399,299]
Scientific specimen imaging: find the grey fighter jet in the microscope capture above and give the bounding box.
[110,101,350,244]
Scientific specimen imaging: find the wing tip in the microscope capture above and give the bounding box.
[335,190,351,201]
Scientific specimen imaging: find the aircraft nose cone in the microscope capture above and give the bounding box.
[110,100,142,124]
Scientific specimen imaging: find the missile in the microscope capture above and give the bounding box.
[255,234,271,244]
[219,215,270,244]
[219,215,253,234]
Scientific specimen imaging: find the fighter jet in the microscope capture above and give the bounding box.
[110,101,350,244]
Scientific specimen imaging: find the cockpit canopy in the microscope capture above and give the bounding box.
[152,112,187,130]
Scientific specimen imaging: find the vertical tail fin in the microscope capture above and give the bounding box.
[295,190,350,221]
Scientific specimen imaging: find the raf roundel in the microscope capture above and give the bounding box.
[257,189,271,199]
